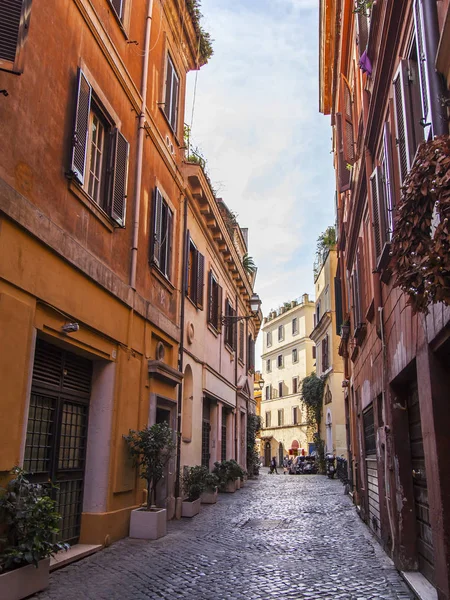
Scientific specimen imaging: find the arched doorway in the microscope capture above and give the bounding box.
[264,442,271,467]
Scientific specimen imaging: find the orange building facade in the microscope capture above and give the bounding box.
[320,1,450,598]
[0,0,219,550]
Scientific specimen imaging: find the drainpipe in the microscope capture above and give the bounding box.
[421,0,447,136]
[130,0,154,289]
[175,197,188,501]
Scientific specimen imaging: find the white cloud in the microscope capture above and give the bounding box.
[186,0,336,365]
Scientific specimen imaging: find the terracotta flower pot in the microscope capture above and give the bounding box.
[0,558,50,600]
[181,497,201,518]
[129,507,167,540]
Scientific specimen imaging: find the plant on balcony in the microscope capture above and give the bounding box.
[186,0,214,63]
[391,135,450,314]
[353,0,374,14]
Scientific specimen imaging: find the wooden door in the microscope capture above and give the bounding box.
[24,339,92,545]
[407,384,435,584]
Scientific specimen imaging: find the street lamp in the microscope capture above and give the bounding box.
[257,376,265,391]
[221,292,262,325]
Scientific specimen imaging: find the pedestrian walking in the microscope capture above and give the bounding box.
[283,455,289,474]
[270,456,278,474]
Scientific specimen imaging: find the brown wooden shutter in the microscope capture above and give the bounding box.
[382,121,395,238]
[0,0,30,73]
[341,77,355,165]
[171,73,179,132]
[110,0,123,20]
[184,231,191,295]
[207,270,213,324]
[357,239,366,317]
[71,69,92,185]
[370,167,386,263]
[196,252,205,309]
[108,129,129,227]
[336,114,351,192]
[166,208,173,280]
[150,188,163,267]
[217,284,223,332]
[413,0,432,139]
[239,322,244,360]
[357,12,369,57]
[164,57,173,123]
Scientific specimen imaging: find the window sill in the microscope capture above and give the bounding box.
[186,295,198,309]
[68,180,115,232]
[150,263,175,294]
[225,343,235,356]
[207,323,219,337]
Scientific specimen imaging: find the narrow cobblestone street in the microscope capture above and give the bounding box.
[34,472,412,600]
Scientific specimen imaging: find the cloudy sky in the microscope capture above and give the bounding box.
[185,0,336,363]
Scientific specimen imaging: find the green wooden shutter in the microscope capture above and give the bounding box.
[207,270,213,324]
[71,69,92,185]
[166,207,173,280]
[109,129,129,227]
[217,285,223,332]
[184,231,190,295]
[336,113,351,192]
[164,56,173,123]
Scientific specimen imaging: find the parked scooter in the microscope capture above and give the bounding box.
[302,456,317,474]
[326,454,336,479]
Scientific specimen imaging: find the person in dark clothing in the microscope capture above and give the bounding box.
[270,457,278,474]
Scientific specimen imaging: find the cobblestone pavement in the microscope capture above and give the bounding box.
[34,471,413,600]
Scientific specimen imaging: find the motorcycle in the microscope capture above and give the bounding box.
[326,454,336,479]
[302,456,317,474]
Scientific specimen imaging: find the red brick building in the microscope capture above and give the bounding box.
[320,1,450,598]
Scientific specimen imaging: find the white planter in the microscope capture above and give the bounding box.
[0,558,50,600]
[222,480,236,493]
[181,497,201,518]
[129,507,167,540]
[201,488,218,504]
[235,478,241,490]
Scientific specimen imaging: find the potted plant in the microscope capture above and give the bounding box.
[125,422,176,540]
[229,460,245,489]
[181,466,206,518]
[0,467,68,600]
[212,461,236,493]
[200,472,219,504]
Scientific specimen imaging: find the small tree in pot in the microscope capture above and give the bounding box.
[181,466,207,517]
[125,422,176,539]
[0,468,68,600]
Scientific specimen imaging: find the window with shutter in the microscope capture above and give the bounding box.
[393,59,422,185]
[207,271,222,331]
[109,129,129,227]
[278,325,284,341]
[278,409,284,426]
[356,11,369,57]
[163,54,180,133]
[265,387,270,401]
[187,237,198,302]
[292,377,298,394]
[292,318,298,335]
[0,0,31,74]
[70,69,129,226]
[341,76,355,165]
[267,331,272,347]
[266,358,271,373]
[413,0,432,141]
[312,346,316,360]
[278,383,283,399]
[336,114,351,192]
[109,0,124,22]
[334,275,343,336]
[196,253,204,309]
[247,335,255,373]
[292,348,298,363]
[293,406,299,424]
[224,300,236,350]
[265,411,271,428]
[277,354,283,368]
[381,121,395,238]
[239,322,245,361]
[370,167,387,264]
[150,189,173,279]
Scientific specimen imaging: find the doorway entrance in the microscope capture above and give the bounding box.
[264,442,271,467]
[407,384,435,584]
[24,338,92,545]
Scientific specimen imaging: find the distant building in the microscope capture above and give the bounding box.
[309,248,346,459]
[260,295,315,466]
